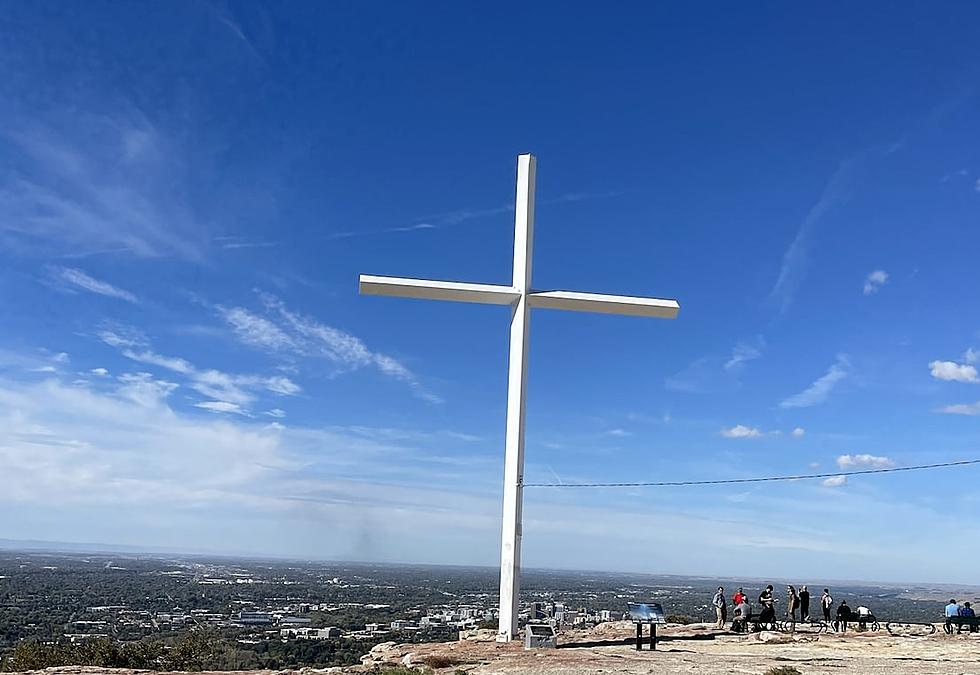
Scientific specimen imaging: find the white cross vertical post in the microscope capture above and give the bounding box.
[358,154,680,642]
[498,154,535,641]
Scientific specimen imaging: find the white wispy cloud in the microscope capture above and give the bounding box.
[195,400,246,415]
[116,372,179,407]
[937,401,980,416]
[964,348,979,364]
[120,348,194,375]
[821,476,847,488]
[213,292,442,404]
[0,373,486,524]
[217,305,296,351]
[98,327,300,407]
[667,339,764,392]
[862,269,889,295]
[445,431,482,442]
[780,355,850,408]
[929,360,979,383]
[836,454,895,469]
[664,357,715,393]
[939,168,968,183]
[327,191,622,240]
[720,424,762,439]
[0,116,204,259]
[214,236,278,250]
[90,367,109,377]
[265,408,287,418]
[51,267,138,303]
[769,142,901,311]
[769,159,861,311]
[6,368,980,575]
[791,427,806,437]
[724,338,765,372]
[607,428,632,437]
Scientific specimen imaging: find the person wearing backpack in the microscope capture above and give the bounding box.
[821,589,833,622]
[786,585,799,621]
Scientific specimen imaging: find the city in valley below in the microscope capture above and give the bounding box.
[0,547,976,669]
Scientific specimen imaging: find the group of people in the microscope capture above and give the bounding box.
[712,585,869,632]
[945,599,978,633]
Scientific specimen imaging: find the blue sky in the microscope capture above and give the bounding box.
[1,2,980,584]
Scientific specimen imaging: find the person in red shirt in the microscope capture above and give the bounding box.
[732,587,746,606]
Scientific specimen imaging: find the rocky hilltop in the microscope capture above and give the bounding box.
[360,620,980,674]
[8,621,980,675]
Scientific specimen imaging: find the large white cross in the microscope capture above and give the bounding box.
[359,154,680,641]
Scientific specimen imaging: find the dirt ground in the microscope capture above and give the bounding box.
[12,622,980,675]
[361,620,980,674]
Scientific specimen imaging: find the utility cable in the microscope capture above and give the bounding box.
[523,458,980,488]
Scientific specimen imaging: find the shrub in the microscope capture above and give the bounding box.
[666,614,694,625]
[764,667,802,675]
[2,638,164,671]
[422,653,463,668]
[160,631,221,671]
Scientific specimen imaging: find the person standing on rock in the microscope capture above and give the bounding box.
[712,586,727,629]
[799,585,811,622]
[821,588,833,622]
[786,585,799,621]
[835,600,850,633]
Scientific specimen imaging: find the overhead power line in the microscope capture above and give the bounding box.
[523,458,980,488]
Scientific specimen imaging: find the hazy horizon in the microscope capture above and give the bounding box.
[5,538,978,592]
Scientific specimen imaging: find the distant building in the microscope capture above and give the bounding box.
[281,627,341,639]
[530,602,549,620]
[237,611,272,625]
[390,620,417,630]
[279,616,312,625]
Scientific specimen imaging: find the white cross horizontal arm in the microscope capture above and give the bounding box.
[527,290,680,319]
[359,274,521,305]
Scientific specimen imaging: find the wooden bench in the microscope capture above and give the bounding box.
[945,616,980,634]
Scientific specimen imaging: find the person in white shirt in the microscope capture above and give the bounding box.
[855,605,872,631]
[946,599,961,633]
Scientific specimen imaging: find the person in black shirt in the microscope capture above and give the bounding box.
[757,585,776,630]
[799,585,811,622]
[759,585,774,609]
[835,600,851,633]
